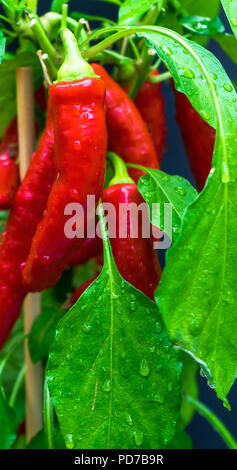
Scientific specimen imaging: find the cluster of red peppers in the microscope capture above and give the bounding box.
[0,28,215,349]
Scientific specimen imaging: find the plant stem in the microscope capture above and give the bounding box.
[61,4,68,29]
[29,14,56,64]
[184,395,237,450]
[9,364,26,408]
[107,152,134,186]
[28,14,58,80]
[149,71,172,83]
[44,380,54,449]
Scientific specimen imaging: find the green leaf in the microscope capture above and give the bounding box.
[0,31,5,64]
[179,355,198,429]
[139,29,237,406]
[137,170,198,244]
[214,33,237,64]
[0,50,42,138]
[221,0,237,39]
[47,203,182,449]
[29,306,65,364]
[182,0,220,18]
[50,0,69,13]
[179,16,225,36]
[0,388,17,448]
[70,11,115,25]
[119,0,160,25]
[0,355,18,449]
[165,428,192,449]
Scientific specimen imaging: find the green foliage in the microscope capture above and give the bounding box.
[179,16,225,36]
[181,0,220,17]
[0,387,17,448]
[47,204,182,449]
[0,51,43,138]
[50,0,69,13]
[0,32,6,63]
[179,355,198,429]
[137,28,237,407]
[119,0,161,25]
[221,0,237,39]
[214,33,237,64]
[137,170,198,243]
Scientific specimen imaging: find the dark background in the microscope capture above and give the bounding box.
[38,1,237,450]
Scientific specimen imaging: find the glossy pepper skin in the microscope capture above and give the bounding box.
[70,235,103,267]
[0,118,19,209]
[91,64,159,182]
[23,78,107,292]
[174,89,216,190]
[0,104,55,349]
[0,85,47,210]
[103,183,161,300]
[134,70,166,163]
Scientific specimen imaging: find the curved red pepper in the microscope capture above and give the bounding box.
[70,235,103,267]
[134,70,166,163]
[91,64,159,182]
[0,118,19,210]
[23,78,107,292]
[103,183,161,300]
[0,104,55,349]
[0,85,47,210]
[174,88,216,190]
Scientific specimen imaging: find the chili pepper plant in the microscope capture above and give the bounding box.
[0,0,236,451]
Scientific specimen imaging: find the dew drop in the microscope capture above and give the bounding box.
[133,431,144,446]
[102,379,111,392]
[167,382,173,392]
[65,434,74,449]
[82,322,92,334]
[139,359,150,377]
[183,69,195,79]
[223,83,233,92]
[200,110,210,120]
[130,301,137,311]
[231,17,237,26]
[125,414,133,426]
[155,322,162,333]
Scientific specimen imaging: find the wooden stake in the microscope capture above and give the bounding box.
[16,67,43,442]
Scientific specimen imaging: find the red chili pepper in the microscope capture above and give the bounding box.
[0,101,55,349]
[70,235,103,267]
[174,88,216,190]
[0,118,19,210]
[133,70,166,163]
[0,85,47,210]
[91,63,159,182]
[103,183,161,300]
[23,30,107,292]
[89,153,161,300]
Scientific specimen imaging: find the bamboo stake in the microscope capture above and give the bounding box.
[16,67,43,442]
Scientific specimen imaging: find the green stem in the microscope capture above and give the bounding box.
[29,13,58,80]
[28,0,38,12]
[95,49,134,64]
[184,395,237,450]
[29,14,57,64]
[44,380,54,450]
[9,364,26,409]
[57,28,96,82]
[107,152,134,186]
[61,4,68,29]
[149,71,172,83]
